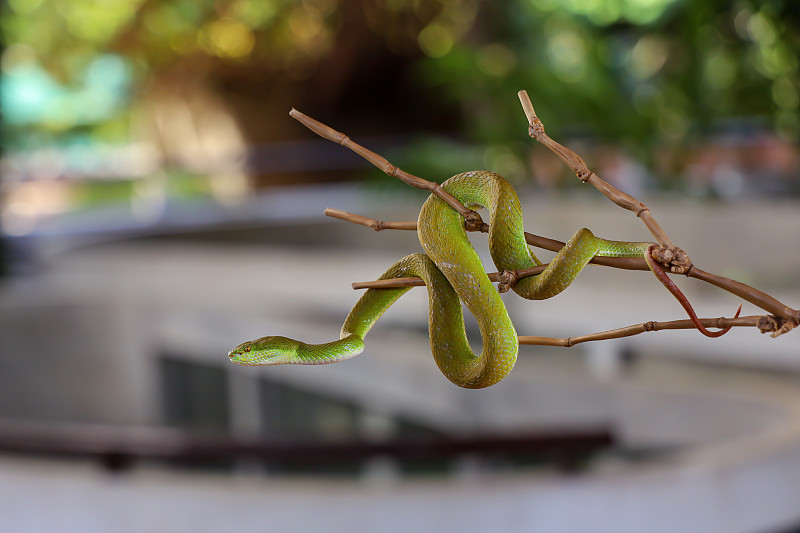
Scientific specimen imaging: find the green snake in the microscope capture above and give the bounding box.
[228,171,654,388]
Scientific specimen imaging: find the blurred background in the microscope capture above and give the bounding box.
[1,0,800,532]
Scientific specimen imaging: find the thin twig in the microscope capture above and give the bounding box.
[327,210,798,327]
[324,208,417,231]
[517,90,673,248]
[325,209,646,271]
[518,315,761,347]
[516,90,799,328]
[290,109,473,219]
[352,265,548,290]
[294,106,799,332]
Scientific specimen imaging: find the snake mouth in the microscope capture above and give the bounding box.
[228,354,259,366]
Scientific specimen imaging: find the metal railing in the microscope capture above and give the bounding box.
[0,419,615,474]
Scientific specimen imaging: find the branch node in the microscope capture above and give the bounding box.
[758,315,798,338]
[576,168,593,183]
[497,269,519,293]
[464,211,485,232]
[528,119,545,139]
[651,245,692,275]
[644,321,657,332]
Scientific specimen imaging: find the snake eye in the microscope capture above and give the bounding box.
[245,346,252,352]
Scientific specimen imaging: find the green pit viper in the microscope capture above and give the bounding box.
[228,170,658,389]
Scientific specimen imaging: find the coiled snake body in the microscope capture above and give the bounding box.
[229,171,651,388]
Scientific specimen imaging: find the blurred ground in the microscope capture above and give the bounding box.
[0,189,800,532]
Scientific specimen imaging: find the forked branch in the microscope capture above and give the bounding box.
[290,109,475,220]
[515,90,798,329]
[328,208,799,328]
[324,208,645,271]
[517,90,674,250]
[519,315,763,347]
[292,103,799,335]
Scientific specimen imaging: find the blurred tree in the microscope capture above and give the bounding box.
[1,0,798,188]
[0,7,6,277]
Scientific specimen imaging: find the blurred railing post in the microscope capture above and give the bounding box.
[0,31,6,279]
[0,235,6,278]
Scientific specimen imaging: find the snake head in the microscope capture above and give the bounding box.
[228,336,301,366]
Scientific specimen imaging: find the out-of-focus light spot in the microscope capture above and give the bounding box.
[562,0,620,25]
[529,0,559,12]
[209,172,251,206]
[623,0,678,25]
[144,5,191,36]
[747,11,777,46]
[63,0,142,44]
[1,51,131,127]
[772,77,799,110]
[1,63,62,125]
[287,5,330,55]
[541,0,676,25]
[447,0,478,25]
[1,209,35,237]
[657,109,689,139]
[733,8,752,40]
[204,18,255,59]
[1,43,37,72]
[632,85,659,117]
[704,49,736,90]
[308,0,338,17]
[776,109,800,141]
[170,32,198,55]
[418,23,454,58]
[231,0,278,27]
[477,44,516,77]
[587,1,622,25]
[750,43,796,80]
[85,55,131,92]
[628,36,669,79]
[1,181,72,236]
[7,0,43,15]
[547,29,586,83]
[483,145,525,182]
[382,0,412,14]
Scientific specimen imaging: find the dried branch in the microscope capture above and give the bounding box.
[517,90,673,249]
[341,209,798,332]
[690,266,799,328]
[290,109,475,220]
[518,315,762,347]
[324,208,417,231]
[351,265,547,290]
[292,105,798,334]
[517,90,799,329]
[324,209,645,271]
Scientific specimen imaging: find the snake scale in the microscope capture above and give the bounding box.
[229,171,652,388]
